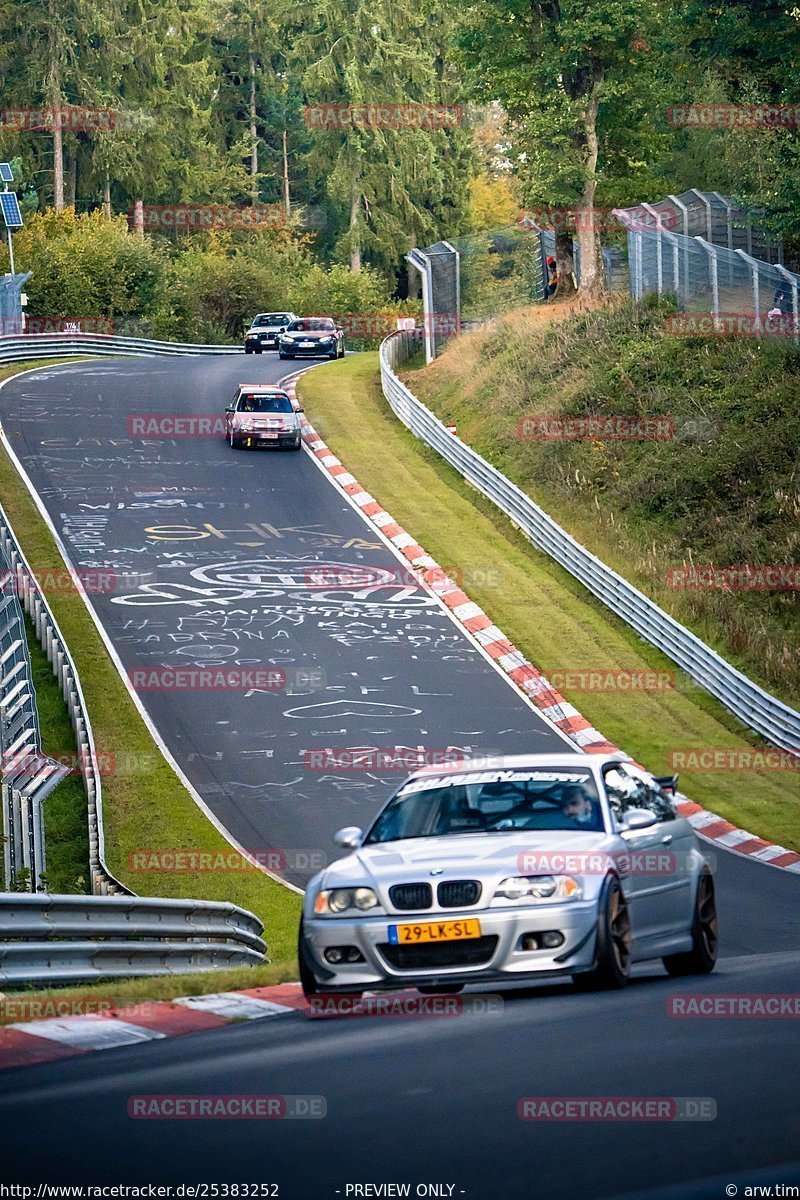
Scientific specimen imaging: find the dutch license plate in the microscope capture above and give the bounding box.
[300,341,314,347]
[388,918,481,945]
[259,431,280,439]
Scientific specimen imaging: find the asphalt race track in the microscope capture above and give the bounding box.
[0,355,798,1198]
[0,356,572,888]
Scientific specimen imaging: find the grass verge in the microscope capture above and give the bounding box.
[298,353,800,851]
[26,612,91,894]
[407,298,800,706]
[0,359,301,986]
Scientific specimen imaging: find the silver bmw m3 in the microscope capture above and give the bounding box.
[298,753,718,997]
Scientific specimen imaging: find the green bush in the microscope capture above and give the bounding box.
[5,209,166,324]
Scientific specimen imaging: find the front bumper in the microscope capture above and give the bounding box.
[301,903,599,992]
[233,428,300,447]
[280,342,336,357]
[245,335,278,348]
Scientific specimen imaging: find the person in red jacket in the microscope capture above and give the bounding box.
[544,257,558,300]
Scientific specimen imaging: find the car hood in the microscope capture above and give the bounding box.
[283,330,334,339]
[319,829,617,890]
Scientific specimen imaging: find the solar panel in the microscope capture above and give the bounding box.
[0,164,13,183]
[0,192,23,228]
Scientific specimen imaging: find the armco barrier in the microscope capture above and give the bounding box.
[0,893,267,984]
[0,332,241,363]
[0,504,129,897]
[380,330,800,755]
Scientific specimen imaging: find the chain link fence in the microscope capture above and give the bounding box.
[615,190,783,263]
[407,225,627,361]
[615,200,798,341]
[0,273,30,335]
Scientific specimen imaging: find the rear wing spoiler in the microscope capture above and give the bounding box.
[654,774,679,797]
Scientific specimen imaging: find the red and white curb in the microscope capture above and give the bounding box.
[285,372,800,876]
[0,984,307,1071]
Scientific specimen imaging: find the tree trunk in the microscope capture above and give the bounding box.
[282,128,290,217]
[249,52,258,204]
[554,233,577,299]
[102,171,111,217]
[47,50,64,210]
[349,189,362,273]
[66,151,77,208]
[405,233,419,299]
[575,87,603,297]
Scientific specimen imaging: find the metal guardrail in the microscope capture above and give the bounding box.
[0,893,267,984]
[380,330,800,754]
[0,536,71,891]
[0,505,129,896]
[0,332,242,364]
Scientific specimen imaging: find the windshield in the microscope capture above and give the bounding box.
[252,314,291,327]
[364,769,604,843]
[287,318,335,332]
[237,393,294,413]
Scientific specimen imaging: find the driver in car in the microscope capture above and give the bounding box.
[559,784,600,829]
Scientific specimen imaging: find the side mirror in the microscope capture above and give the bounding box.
[279,326,286,332]
[334,826,363,850]
[623,809,658,832]
[225,406,234,413]
[295,404,304,413]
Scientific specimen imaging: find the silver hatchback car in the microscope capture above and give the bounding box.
[224,384,303,451]
[299,753,718,997]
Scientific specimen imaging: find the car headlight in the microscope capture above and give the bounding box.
[282,335,295,343]
[238,420,253,432]
[494,875,582,902]
[319,335,334,343]
[314,887,381,915]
